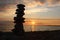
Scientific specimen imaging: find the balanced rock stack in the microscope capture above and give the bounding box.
[12,4,25,34]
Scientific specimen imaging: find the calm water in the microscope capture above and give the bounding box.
[24,25,60,32]
[0,21,60,32]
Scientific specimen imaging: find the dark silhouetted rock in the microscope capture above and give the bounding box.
[12,4,25,35]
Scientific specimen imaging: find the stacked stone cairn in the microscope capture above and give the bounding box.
[12,4,25,35]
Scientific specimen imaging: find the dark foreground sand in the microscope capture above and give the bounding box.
[0,30,60,40]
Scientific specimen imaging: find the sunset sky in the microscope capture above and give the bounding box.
[0,0,60,32]
[0,0,60,25]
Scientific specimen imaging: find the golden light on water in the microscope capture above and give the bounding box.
[31,20,36,32]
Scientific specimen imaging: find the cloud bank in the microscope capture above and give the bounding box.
[0,0,60,9]
[0,0,60,12]
[0,0,17,12]
[23,0,60,7]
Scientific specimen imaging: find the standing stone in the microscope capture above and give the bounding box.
[12,4,25,35]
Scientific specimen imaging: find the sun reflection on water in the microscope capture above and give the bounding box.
[31,20,36,32]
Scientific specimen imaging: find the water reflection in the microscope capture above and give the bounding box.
[0,21,60,32]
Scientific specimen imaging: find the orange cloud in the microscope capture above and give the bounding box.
[23,0,60,7]
[47,0,60,6]
[35,0,46,5]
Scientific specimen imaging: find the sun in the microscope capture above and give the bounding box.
[31,20,35,25]
[32,21,35,25]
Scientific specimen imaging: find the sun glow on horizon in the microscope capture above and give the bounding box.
[31,21,36,25]
[31,20,36,32]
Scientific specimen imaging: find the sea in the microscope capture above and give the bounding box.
[0,21,60,32]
